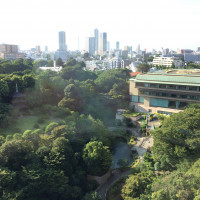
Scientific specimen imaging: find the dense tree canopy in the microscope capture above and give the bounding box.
[83,141,112,176]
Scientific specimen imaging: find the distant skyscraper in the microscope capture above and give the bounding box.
[36,45,41,54]
[99,32,107,55]
[59,31,67,51]
[116,41,120,50]
[94,29,99,51]
[103,32,107,52]
[136,44,140,54]
[107,41,110,51]
[85,37,95,56]
[45,46,48,52]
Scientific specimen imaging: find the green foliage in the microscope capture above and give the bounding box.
[0,80,9,97]
[83,192,102,200]
[121,172,153,200]
[117,158,129,168]
[56,58,64,66]
[83,140,112,176]
[152,108,200,170]
[45,122,59,134]
[94,69,128,93]
[137,63,151,73]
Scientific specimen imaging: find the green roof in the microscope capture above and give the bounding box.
[130,74,200,86]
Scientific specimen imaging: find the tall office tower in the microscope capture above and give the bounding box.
[136,44,140,54]
[36,46,41,54]
[59,31,67,51]
[85,37,95,56]
[94,29,99,51]
[163,48,169,55]
[99,32,107,55]
[107,41,110,51]
[103,32,107,52]
[45,46,48,52]
[116,41,120,50]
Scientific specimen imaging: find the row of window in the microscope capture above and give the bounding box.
[136,82,200,92]
[131,95,188,109]
[140,90,200,101]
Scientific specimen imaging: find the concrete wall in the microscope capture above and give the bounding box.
[130,102,181,114]
[130,81,139,96]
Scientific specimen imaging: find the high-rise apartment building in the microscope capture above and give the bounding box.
[94,29,99,51]
[85,37,95,56]
[0,44,18,53]
[136,44,140,54]
[45,46,48,52]
[0,44,25,60]
[116,41,120,50]
[99,32,107,55]
[59,31,67,51]
[107,41,110,51]
[103,32,107,52]
[36,46,41,54]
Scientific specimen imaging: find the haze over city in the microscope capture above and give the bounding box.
[1,0,200,51]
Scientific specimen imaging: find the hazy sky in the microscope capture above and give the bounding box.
[1,0,200,51]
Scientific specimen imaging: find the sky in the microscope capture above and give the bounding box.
[0,0,200,52]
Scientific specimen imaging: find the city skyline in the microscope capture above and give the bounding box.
[0,0,200,51]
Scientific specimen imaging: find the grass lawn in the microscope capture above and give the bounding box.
[2,115,57,136]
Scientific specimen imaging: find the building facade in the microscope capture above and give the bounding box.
[153,57,183,68]
[0,44,25,60]
[99,32,107,55]
[94,29,99,52]
[59,31,67,51]
[130,71,200,114]
[85,37,95,56]
[116,41,120,50]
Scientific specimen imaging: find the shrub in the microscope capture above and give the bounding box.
[87,180,99,191]
[117,159,129,168]
[45,122,59,134]
[34,124,40,129]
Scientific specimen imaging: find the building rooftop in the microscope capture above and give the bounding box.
[130,69,200,86]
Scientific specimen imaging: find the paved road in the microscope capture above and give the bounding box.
[98,126,152,200]
[97,169,131,200]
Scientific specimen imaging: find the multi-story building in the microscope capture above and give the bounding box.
[99,32,107,55]
[184,54,200,63]
[177,49,193,54]
[153,57,183,68]
[116,41,120,50]
[121,60,131,69]
[94,29,99,52]
[85,37,95,56]
[35,45,41,54]
[0,44,18,53]
[59,31,67,51]
[130,70,200,114]
[103,57,122,69]
[0,44,25,60]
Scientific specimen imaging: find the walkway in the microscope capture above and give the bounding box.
[97,169,131,200]
[98,126,154,200]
